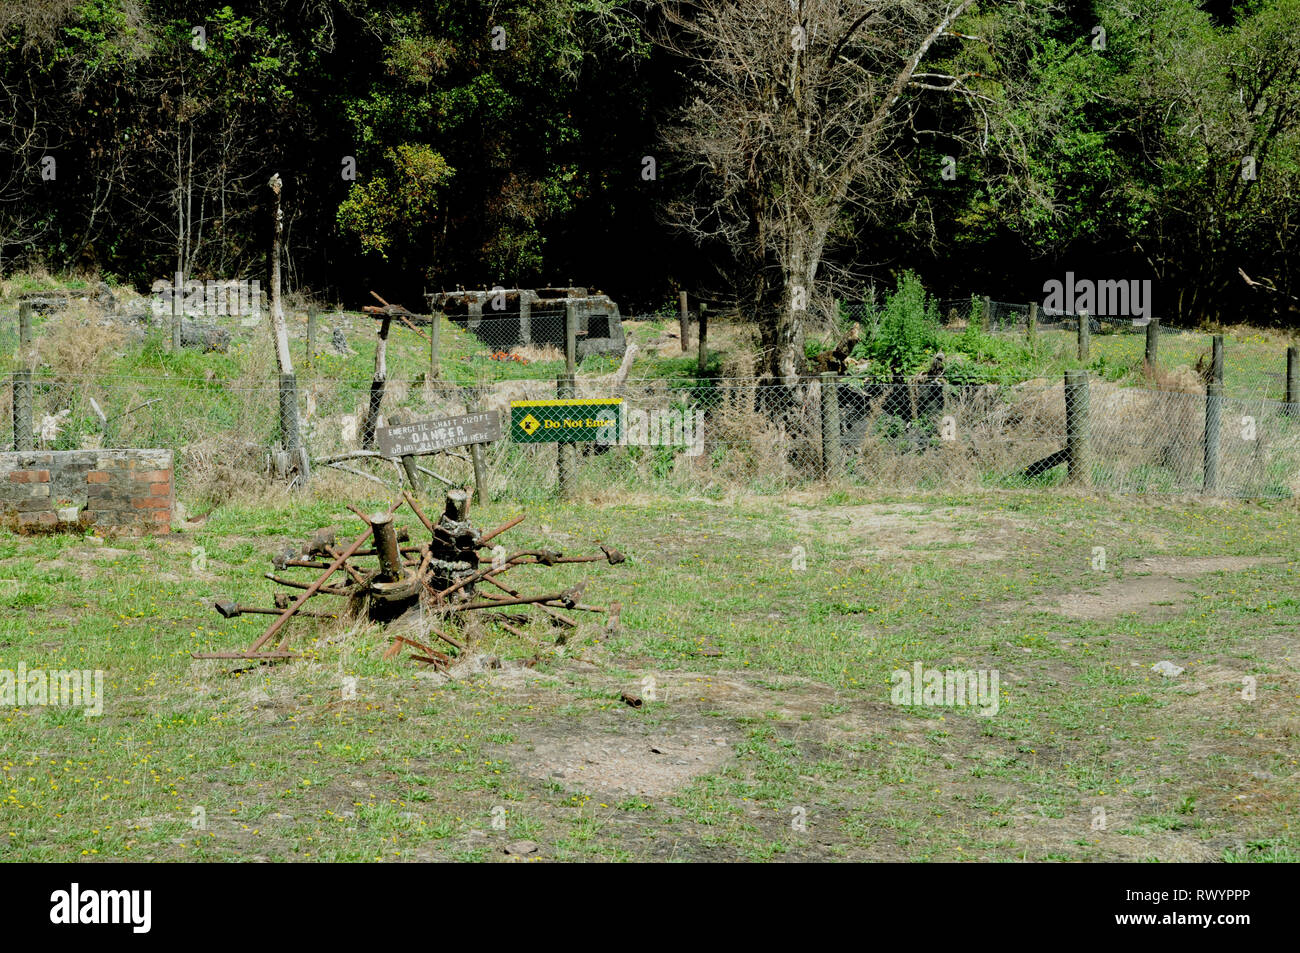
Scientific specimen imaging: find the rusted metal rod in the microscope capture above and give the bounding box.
[192,651,301,660]
[326,546,372,587]
[476,514,525,546]
[493,619,529,639]
[247,523,376,654]
[481,575,577,627]
[428,625,465,651]
[451,591,568,612]
[264,573,354,596]
[429,560,517,601]
[215,602,339,619]
[402,490,437,534]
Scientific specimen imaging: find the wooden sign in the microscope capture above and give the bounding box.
[510,398,622,443]
[377,411,501,459]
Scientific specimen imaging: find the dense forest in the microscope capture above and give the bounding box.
[2,1,1298,375]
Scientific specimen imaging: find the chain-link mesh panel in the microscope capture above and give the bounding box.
[2,371,1295,500]
[3,292,1296,501]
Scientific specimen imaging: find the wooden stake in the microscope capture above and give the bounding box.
[362,315,391,449]
[678,290,690,352]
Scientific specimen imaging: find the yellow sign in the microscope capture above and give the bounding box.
[510,398,622,443]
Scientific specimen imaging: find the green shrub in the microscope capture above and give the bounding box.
[854,271,941,373]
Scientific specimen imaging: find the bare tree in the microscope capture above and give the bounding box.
[659,0,984,384]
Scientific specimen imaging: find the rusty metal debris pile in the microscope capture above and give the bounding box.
[193,489,624,668]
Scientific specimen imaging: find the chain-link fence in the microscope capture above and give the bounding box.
[922,296,1295,403]
[4,368,1296,502]
[3,292,1298,503]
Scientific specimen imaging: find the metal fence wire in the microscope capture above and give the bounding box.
[6,370,1297,501]
[4,295,1298,501]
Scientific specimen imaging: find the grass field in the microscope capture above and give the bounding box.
[2,487,1297,862]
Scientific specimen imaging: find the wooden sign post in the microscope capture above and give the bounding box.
[376,411,503,503]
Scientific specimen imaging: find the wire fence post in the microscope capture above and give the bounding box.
[1077,309,1090,363]
[306,305,317,369]
[679,290,690,352]
[556,372,575,499]
[697,302,708,376]
[1145,316,1159,367]
[1286,344,1298,416]
[279,372,310,485]
[470,391,489,505]
[1065,369,1091,486]
[820,372,842,479]
[1211,334,1224,385]
[565,300,577,376]
[12,302,33,451]
[981,295,991,333]
[1027,301,1037,349]
[1204,381,1222,494]
[19,299,31,354]
[171,272,183,352]
[430,311,441,381]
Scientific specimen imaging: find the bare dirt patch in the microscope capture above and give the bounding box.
[1051,555,1283,620]
[789,502,1024,562]
[508,730,734,797]
[500,670,851,798]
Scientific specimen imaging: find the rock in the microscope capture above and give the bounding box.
[180,317,231,352]
[503,840,538,856]
[1152,660,1184,678]
[93,282,118,313]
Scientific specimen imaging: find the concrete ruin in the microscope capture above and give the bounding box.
[425,287,626,360]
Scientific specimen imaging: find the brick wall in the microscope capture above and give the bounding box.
[0,449,174,535]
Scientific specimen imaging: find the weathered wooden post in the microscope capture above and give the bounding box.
[268,174,309,486]
[306,305,317,369]
[361,313,391,450]
[1211,334,1224,385]
[565,299,578,376]
[679,290,690,352]
[370,513,404,582]
[172,270,183,352]
[1077,309,1090,363]
[1204,381,1223,494]
[1145,316,1159,367]
[1286,345,1298,416]
[697,302,708,376]
[429,311,441,380]
[19,300,31,353]
[12,302,32,451]
[1027,301,1037,348]
[820,372,842,478]
[386,413,423,493]
[1065,369,1091,486]
[556,372,575,499]
[444,487,470,522]
[981,295,991,333]
[469,394,489,505]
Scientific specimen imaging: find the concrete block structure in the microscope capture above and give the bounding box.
[426,286,626,360]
